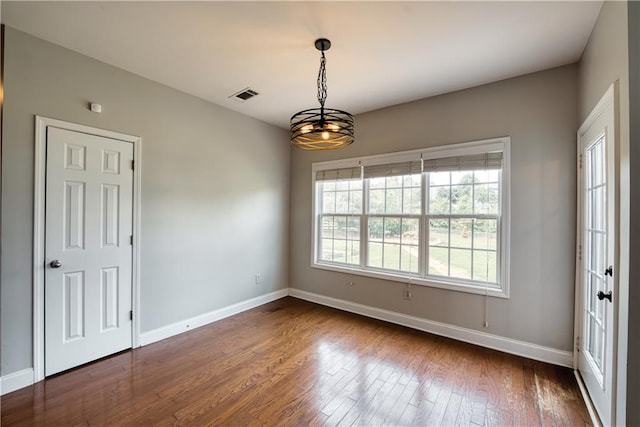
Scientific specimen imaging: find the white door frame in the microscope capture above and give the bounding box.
[33,116,142,382]
[573,83,619,426]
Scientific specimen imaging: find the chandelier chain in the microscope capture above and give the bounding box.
[317,51,327,108]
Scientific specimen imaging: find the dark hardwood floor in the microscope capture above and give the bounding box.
[2,297,591,426]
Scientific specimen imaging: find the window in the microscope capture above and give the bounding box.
[316,167,362,265]
[424,153,502,283]
[312,138,510,297]
[365,161,422,273]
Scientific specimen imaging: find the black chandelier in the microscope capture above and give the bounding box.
[290,38,354,150]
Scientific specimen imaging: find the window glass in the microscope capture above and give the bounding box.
[365,172,421,274]
[318,178,362,265]
[367,216,419,273]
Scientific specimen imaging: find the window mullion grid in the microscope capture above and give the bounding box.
[399,179,405,271]
[361,178,368,269]
[398,217,403,272]
[316,183,322,263]
[383,177,388,214]
[381,217,386,270]
[496,215,502,284]
[382,179,388,269]
[366,213,420,273]
[330,215,335,262]
[319,214,326,262]
[319,213,332,262]
[347,183,353,264]
[426,212,499,283]
[471,179,475,281]
[498,170,504,284]
[421,172,428,277]
[447,220,451,277]
[331,190,338,262]
[316,214,320,262]
[447,173,452,277]
[470,218,475,281]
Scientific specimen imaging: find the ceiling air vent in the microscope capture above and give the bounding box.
[229,87,259,102]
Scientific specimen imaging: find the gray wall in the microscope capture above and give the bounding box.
[290,65,578,351]
[577,2,632,424]
[0,27,290,376]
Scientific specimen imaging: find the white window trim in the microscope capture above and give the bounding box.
[310,137,511,298]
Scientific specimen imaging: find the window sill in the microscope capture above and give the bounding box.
[311,261,509,298]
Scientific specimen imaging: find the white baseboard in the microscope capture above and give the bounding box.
[289,288,574,368]
[0,368,34,396]
[139,288,289,346]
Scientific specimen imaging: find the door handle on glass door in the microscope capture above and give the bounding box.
[597,290,612,302]
[604,266,613,276]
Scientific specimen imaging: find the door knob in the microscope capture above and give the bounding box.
[49,260,62,268]
[597,290,612,302]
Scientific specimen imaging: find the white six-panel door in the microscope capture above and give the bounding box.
[45,126,134,376]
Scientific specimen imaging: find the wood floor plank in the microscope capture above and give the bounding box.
[455,394,477,426]
[1,297,592,427]
[470,397,488,426]
[441,392,464,426]
[411,399,436,426]
[384,377,420,425]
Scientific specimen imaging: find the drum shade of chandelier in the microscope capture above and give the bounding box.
[290,38,354,150]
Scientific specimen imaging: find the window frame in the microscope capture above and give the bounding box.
[311,137,511,298]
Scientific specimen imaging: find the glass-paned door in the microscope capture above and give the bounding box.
[584,136,607,379]
[576,85,617,426]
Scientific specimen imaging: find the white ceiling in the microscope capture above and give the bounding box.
[3,1,603,129]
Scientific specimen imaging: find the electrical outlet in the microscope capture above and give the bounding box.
[255,274,261,284]
[403,289,412,300]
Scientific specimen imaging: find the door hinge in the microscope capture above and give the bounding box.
[578,245,582,261]
[130,235,133,245]
[579,154,583,169]
[129,310,133,321]
[131,160,135,170]
[576,336,581,352]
